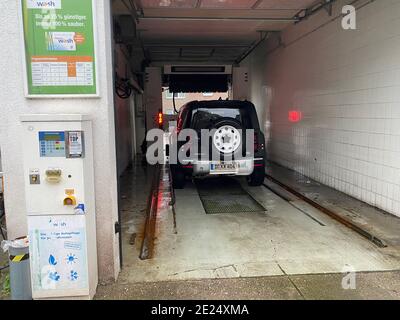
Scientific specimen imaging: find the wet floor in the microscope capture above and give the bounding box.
[108,163,400,291]
[119,161,155,268]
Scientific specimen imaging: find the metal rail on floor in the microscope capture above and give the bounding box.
[167,165,178,234]
[264,174,387,248]
[139,165,161,260]
[168,165,176,207]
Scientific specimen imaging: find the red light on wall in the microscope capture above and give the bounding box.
[288,110,302,123]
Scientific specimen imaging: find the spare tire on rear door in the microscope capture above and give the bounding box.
[211,118,244,157]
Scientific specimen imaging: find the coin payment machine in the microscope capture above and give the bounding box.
[20,114,98,300]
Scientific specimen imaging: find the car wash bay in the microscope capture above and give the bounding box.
[93,0,400,299]
[1,0,400,300]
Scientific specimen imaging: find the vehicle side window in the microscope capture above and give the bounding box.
[178,106,190,130]
[177,107,186,132]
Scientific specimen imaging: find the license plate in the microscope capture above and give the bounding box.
[210,162,239,173]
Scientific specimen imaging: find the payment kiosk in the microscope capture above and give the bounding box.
[20,114,98,299]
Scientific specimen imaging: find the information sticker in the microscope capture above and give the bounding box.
[67,131,84,158]
[21,0,98,96]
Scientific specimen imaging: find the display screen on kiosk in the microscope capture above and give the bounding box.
[39,132,66,158]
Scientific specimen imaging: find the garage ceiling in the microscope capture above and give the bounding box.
[112,0,330,64]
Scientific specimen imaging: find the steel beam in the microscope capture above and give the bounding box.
[294,0,337,23]
[121,0,139,24]
[235,31,269,64]
[138,16,298,22]
[252,0,263,9]
[143,44,251,48]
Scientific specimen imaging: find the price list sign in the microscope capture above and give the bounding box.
[21,0,98,96]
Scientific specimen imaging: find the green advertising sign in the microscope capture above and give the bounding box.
[21,0,98,96]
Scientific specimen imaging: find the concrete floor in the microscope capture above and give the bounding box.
[96,162,400,299]
[115,175,400,284]
[266,162,400,247]
[0,252,8,299]
[96,270,400,300]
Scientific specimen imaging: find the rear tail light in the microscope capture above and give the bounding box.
[254,131,264,153]
[254,131,259,153]
[157,111,163,128]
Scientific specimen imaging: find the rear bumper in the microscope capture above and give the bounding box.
[178,158,264,176]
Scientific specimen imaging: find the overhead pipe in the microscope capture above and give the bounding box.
[251,0,263,9]
[294,0,338,23]
[138,16,299,22]
[235,31,270,64]
[266,0,375,56]
[143,44,251,48]
[119,0,150,62]
[121,0,139,24]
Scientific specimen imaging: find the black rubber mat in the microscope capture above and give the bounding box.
[195,177,266,214]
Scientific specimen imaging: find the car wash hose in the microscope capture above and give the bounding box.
[173,92,178,114]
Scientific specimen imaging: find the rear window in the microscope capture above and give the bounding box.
[191,108,243,129]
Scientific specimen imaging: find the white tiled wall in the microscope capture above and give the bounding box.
[247,0,400,216]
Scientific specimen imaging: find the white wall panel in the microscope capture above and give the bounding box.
[246,0,400,216]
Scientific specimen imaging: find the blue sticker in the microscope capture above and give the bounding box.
[74,204,85,215]
[49,255,57,266]
[69,271,78,281]
[66,253,77,265]
[49,272,60,282]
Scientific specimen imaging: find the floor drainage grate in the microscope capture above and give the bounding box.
[195,177,266,215]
